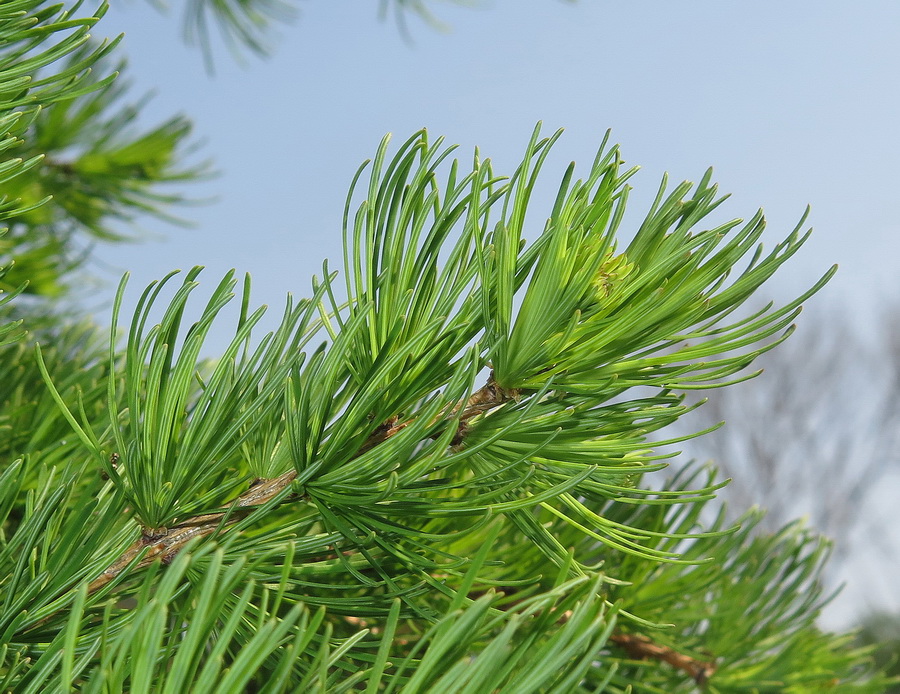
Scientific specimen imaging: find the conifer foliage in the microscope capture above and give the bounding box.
[0,2,893,692]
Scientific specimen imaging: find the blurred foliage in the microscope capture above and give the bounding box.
[856,613,900,693]
[0,44,208,299]
[146,0,483,68]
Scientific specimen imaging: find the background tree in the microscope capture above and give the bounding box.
[856,612,900,694]
[0,2,895,692]
[673,300,900,684]
[677,310,900,562]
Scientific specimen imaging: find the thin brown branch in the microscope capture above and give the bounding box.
[87,468,299,593]
[610,632,717,685]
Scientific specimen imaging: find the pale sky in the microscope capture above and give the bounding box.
[89,1,899,626]
[94,1,900,325]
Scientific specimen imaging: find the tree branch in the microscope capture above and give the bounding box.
[88,373,516,594]
[85,376,718,688]
[610,632,716,685]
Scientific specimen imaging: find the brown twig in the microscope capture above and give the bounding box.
[87,468,298,593]
[610,632,716,685]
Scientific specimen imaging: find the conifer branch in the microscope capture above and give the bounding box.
[88,372,518,594]
[86,371,720,689]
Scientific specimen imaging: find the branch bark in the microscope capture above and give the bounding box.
[610,632,716,684]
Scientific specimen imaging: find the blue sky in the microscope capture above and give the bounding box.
[89,1,899,625]
[94,1,899,327]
